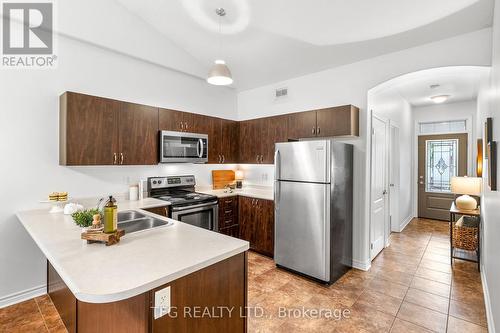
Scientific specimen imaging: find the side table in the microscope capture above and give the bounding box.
[450,202,480,271]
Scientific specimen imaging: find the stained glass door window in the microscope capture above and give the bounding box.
[425,139,458,192]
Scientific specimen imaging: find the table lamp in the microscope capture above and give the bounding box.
[450,176,482,210]
[235,170,244,189]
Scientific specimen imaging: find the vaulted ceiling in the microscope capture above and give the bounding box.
[114,0,493,90]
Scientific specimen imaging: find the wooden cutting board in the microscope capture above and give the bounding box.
[212,170,235,189]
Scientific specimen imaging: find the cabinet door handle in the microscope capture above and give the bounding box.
[120,153,124,165]
[184,122,188,131]
[256,155,259,163]
[180,122,184,130]
[225,210,232,214]
[222,155,225,163]
[312,127,316,135]
[260,155,264,163]
[317,127,320,135]
[113,153,117,165]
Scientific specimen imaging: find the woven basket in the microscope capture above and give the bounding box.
[452,225,479,251]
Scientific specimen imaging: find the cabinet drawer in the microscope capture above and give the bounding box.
[219,224,239,238]
[219,217,237,229]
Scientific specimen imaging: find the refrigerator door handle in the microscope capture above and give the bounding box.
[274,181,280,210]
[274,149,281,180]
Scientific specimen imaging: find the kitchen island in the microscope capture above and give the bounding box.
[17,197,249,333]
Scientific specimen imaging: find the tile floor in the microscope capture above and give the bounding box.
[0,218,488,333]
[247,218,488,332]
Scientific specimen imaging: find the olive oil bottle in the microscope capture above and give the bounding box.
[103,196,117,233]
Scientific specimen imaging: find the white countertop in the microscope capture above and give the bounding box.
[17,197,249,304]
[197,186,274,201]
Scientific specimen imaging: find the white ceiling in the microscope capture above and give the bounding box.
[372,66,490,107]
[116,0,494,90]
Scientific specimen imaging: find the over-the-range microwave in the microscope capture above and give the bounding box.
[159,130,208,163]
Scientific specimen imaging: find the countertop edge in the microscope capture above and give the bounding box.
[74,244,249,303]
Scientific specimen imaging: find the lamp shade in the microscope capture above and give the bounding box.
[207,60,233,86]
[235,170,244,180]
[451,176,482,195]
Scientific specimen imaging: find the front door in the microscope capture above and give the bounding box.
[418,134,468,220]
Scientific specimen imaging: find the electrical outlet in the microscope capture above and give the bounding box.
[154,286,171,319]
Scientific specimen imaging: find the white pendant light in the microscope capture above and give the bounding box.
[207,8,233,86]
[207,60,233,85]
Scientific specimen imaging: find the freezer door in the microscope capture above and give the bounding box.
[275,141,330,183]
[274,180,330,281]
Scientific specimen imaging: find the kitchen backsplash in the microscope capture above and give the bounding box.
[66,163,274,199]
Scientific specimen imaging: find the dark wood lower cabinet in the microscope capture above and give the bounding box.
[219,224,240,238]
[142,206,169,217]
[238,196,274,258]
[47,253,247,333]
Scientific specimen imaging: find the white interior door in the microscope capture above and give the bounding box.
[389,124,400,233]
[371,115,388,259]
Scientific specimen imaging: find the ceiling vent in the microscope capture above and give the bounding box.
[275,87,288,99]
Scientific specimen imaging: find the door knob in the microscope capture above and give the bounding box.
[382,190,387,195]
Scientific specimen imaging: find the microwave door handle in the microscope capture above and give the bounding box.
[196,139,202,158]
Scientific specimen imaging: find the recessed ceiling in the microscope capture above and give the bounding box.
[372,66,490,106]
[116,0,494,90]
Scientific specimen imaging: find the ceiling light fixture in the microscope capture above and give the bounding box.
[207,8,233,86]
[430,95,450,104]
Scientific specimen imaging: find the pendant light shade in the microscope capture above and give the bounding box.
[207,8,233,86]
[207,60,233,86]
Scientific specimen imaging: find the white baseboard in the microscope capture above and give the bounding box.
[352,259,371,271]
[0,285,46,309]
[481,266,496,333]
[398,215,414,232]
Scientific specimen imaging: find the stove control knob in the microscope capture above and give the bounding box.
[158,180,162,184]
[152,180,157,185]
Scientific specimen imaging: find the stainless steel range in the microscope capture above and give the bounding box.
[147,175,218,231]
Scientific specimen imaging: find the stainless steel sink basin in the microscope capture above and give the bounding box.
[117,210,171,234]
[118,210,146,222]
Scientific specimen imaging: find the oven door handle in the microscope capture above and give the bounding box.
[171,201,218,211]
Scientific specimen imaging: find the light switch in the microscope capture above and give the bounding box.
[154,286,171,319]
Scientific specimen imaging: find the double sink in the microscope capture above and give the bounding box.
[117,210,171,234]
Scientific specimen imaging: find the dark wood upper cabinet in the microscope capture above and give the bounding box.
[316,105,359,137]
[158,108,184,132]
[60,92,120,166]
[238,119,261,164]
[287,111,317,139]
[220,119,239,163]
[119,102,158,165]
[60,92,159,166]
[262,115,288,164]
[61,92,358,166]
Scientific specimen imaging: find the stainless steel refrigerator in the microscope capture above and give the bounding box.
[274,140,353,284]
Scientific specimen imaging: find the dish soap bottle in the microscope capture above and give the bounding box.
[103,196,117,233]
